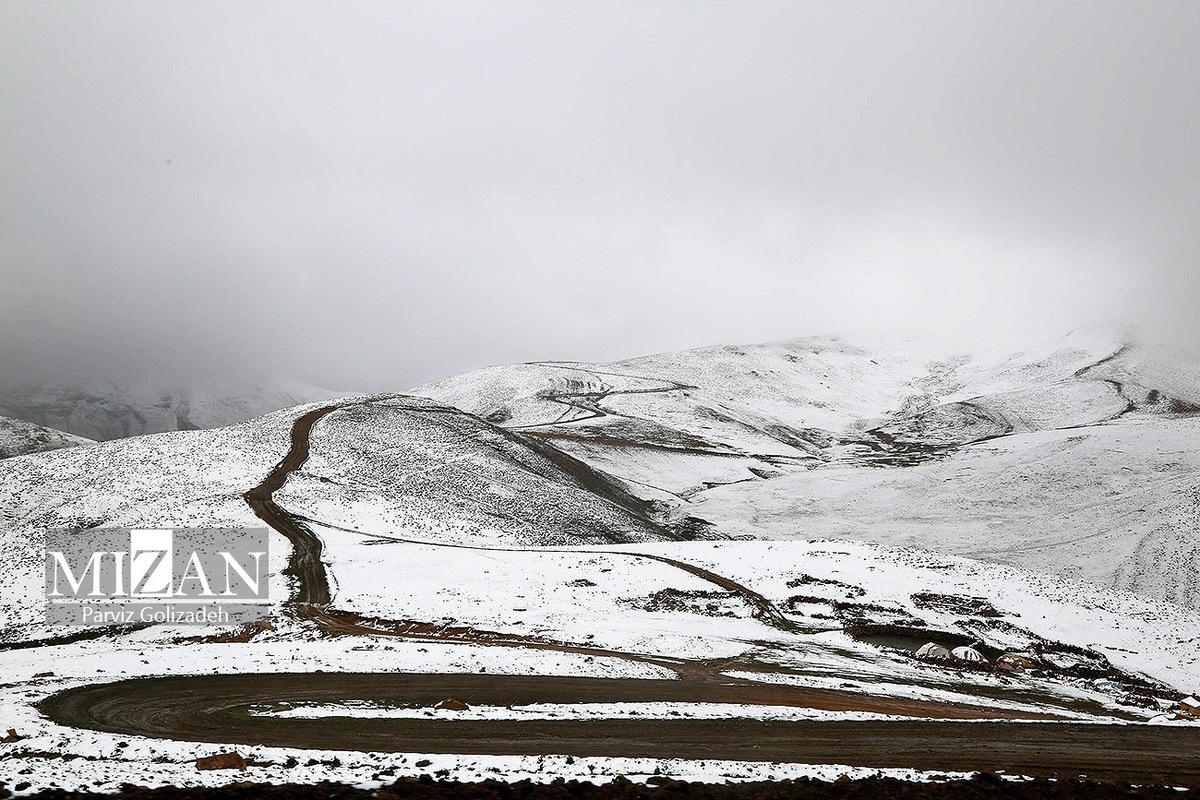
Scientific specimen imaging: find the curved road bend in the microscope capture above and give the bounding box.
[39,673,1200,787]
[505,364,699,431]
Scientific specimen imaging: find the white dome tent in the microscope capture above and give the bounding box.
[916,642,952,659]
[952,645,988,663]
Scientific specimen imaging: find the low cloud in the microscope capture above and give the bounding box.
[2,1,1196,390]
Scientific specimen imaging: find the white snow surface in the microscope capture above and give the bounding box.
[257,700,911,722]
[303,526,1200,698]
[695,420,1200,607]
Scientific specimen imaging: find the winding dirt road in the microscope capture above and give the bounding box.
[506,364,806,464]
[243,404,340,606]
[38,673,1200,787]
[243,400,797,653]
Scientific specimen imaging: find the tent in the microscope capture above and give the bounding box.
[952,645,987,663]
[916,642,952,659]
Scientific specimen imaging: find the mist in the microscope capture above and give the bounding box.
[2,1,1197,391]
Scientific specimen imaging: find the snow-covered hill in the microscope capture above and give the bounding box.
[0,378,338,441]
[413,336,938,499]
[0,414,93,459]
[270,396,696,548]
[414,328,1200,608]
[0,394,687,630]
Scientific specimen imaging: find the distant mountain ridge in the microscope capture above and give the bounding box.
[0,378,338,441]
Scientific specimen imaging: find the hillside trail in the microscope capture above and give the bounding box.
[242,400,797,679]
[505,362,700,430]
[503,363,789,461]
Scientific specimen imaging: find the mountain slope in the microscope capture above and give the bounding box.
[0,414,93,459]
[414,328,1200,608]
[270,395,698,548]
[0,394,688,629]
[695,419,1200,608]
[413,336,949,499]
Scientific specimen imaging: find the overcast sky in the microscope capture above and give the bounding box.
[2,1,1197,390]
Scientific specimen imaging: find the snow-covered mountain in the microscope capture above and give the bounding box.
[414,328,1200,608]
[0,414,93,459]
[0,378,339,441]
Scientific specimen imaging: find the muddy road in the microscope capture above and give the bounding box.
[39,673,1200,787]
[243,404,341,606]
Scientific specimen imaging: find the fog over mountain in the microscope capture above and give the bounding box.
[3,2,1198,391]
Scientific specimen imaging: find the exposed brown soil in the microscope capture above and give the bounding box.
[0,624,150,652]
[909,593,1004,618]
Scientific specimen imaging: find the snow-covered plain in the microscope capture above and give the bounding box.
[4,532,1196,795]
[281,524,1200,710]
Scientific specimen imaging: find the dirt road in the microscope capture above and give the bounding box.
[241,400,796,659]
[243,404,341,606]
[39,673,1200,786]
